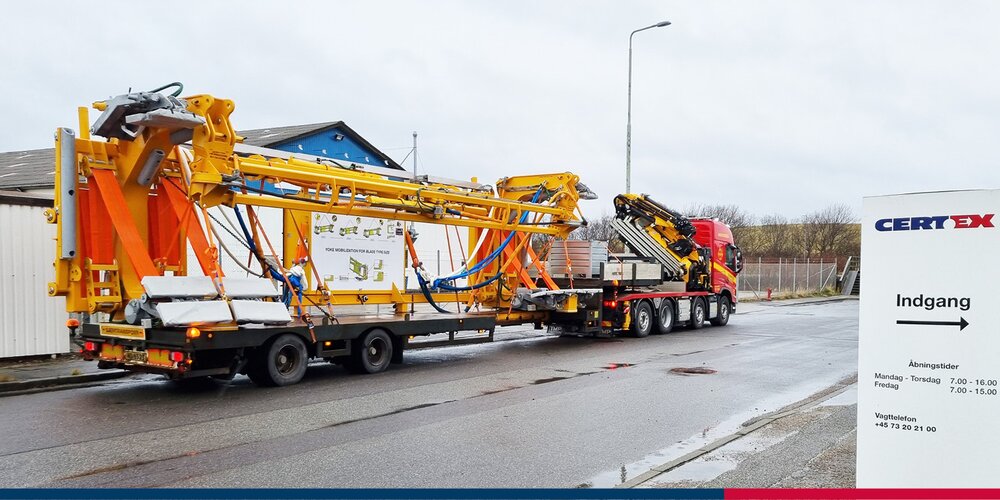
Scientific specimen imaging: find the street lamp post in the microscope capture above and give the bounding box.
[626,20,671,194]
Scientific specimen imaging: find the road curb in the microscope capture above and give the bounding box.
[744,296,857,307]
[0,370,129,396]
[618,374,857,488]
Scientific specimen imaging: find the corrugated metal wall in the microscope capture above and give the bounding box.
[0,202,68,357]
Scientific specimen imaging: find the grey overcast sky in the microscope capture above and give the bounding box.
[2,1,998,220]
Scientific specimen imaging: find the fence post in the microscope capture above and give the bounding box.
[777,258,782,292]
[757,257,762,292]
[806,258,810,290]
[793,258,797,292]
[819,258,824,290]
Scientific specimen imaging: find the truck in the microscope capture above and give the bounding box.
[546,193,743,337]
[49,84,741,387]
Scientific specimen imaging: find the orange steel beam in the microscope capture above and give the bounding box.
[89,170,158,279]
[161,178,223,277]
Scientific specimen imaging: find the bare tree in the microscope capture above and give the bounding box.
[754,214,795,257]
[683,204,755,229]
[568,214,624,251]
[798,204,858,257]
[684,204,758,254]
[547,204,859,262]
[570,214,615,240]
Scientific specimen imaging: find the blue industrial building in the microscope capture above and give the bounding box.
[240,121,404,170]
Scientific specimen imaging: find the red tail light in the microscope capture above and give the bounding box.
[169,351,184,362]
[603,300,618,309]
[83,341,96,352]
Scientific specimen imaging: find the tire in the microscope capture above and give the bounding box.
[247,334,309,387]
[710,295,731,326]
[690,298,706,330]
[655,299,675,335]
[630,301,654,338]
[347,328,394,374]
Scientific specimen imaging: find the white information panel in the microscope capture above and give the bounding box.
[311,213,405,291]
[858,189,999,487]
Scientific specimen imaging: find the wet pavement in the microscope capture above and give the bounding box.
[633,382,857,488]
[0,298,858,488]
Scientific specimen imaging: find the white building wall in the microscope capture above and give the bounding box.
[0,202,68,358]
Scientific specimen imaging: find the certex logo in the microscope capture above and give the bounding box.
[875,214,995,232]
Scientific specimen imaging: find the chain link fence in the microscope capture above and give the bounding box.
[737,257,840,300]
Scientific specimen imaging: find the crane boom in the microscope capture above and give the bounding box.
[612,193,710,288]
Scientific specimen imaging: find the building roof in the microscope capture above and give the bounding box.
[0,121,404,191]
[0,148,54,191]
[240,121,404,170]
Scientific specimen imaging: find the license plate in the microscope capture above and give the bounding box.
[123,350,148,364]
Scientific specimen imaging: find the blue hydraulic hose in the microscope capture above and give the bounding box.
[432,187,544,289]
[437,270,503,292]
[417,272,453,314]
[233,205,285,283]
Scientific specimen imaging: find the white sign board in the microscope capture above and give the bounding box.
[311,213,405,291]
[858,189,999,487]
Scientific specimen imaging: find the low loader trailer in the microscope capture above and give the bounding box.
[53,85,741,387]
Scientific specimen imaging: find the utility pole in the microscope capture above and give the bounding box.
[412,131,418,178]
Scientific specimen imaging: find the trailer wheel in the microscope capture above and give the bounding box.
[630,301,654,338]
[710,295,731,326]
[247,334,308,387]
[347,328,393,374]
[655,299,675,334]
[690,298,706,330]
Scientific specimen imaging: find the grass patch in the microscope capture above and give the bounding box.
[742,287,841,302]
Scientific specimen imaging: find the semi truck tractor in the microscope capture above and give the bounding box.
[545,193,743,337]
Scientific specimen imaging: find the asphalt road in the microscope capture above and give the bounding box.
[0,299,858,488]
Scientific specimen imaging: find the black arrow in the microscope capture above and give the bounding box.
[896,317,969,331]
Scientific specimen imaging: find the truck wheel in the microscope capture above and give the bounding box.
[630,301,654,338]
[248,334,308,387]
[347,328,393,374]
[655,299,675,334]
[710,296,731,326]
[690,298,706,330]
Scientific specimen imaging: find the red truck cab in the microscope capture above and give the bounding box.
[691,218,743,305]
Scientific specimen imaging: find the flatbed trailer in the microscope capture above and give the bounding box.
[79,311,500,384]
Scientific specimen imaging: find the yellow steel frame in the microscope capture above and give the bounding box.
[49,92,589,318]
